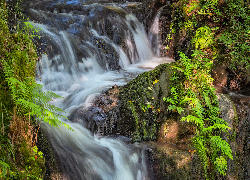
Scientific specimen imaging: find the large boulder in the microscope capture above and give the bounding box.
[67,63,175,140]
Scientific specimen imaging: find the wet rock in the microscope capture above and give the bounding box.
[211,62,250,97]
[116,63,174,141]
[228,93,250,180]
[147,93,239,180]
[158,119,194,145]
[148,147,205,180]
[217,93,239,179]
[226,68,250,96]
[67,85,120,135]
[212,64,228,88]
[36,127,63,180]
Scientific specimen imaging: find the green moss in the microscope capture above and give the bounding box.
[118,63,175,141]
[151,148,204,180]
[36,128,62,180]
[105,6,127,17]
[0,1,59,179]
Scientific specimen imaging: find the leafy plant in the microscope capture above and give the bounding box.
[192,26,214,50]
[167,3,249,178]
[0,1,73,179]
[164,51,233,179]
[217,0,250,72]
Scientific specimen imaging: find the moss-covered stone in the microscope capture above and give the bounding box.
[117,63,174,141]
[36,128,62,180]
[149,146,205,180]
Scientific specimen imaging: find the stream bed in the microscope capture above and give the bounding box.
[24,0,174,179]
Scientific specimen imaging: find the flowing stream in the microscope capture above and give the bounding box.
[149,6,166,57]
[27,1,173,179]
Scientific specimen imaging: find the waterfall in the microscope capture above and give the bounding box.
[149,6,166,57]
[27,2,173,179]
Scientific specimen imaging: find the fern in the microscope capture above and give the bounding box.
[210,136,233,160]
[192,135,209,176]
[0,160,10,178]
[0,10,73,131]
[5,76,73,131]
[181,115,204,128]
[214,156,228,175]
[164,51,233,179]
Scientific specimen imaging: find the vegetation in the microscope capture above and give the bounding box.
[0,0,249,179]
[0,1,71,179]
[164,51,232,179]
[171,0,250,74]
[119,63,172,141]
[163,0,250,179]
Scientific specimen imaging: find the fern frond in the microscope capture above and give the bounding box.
[4,74,73,131]
[210,136,233,160]
[192,135,209,175]
[203,123,231,133]
[214,156,227,175]
[0,160,10,177]
[181,115,204,129]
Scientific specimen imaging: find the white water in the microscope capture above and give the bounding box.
[149,6,166,57]
[34,10,173,180]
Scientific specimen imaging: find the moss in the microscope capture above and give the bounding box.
[0,1,47,179]
[150,147,205,180]
[105,6,127,17]
[126,3,139,9]
[36,128,62,180]
[118,63,176,141]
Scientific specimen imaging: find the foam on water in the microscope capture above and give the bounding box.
[33,6,174,179]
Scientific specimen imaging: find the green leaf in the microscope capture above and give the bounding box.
[181,115,204,129]
[203,123,231,133]
[177,107,184,114]
[0,160,10,177]
[214,156,227,175]
[210,136,233,160]
[168,105,176,111]
[166,97,175,105]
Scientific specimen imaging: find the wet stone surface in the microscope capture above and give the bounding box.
[68,85,120,135]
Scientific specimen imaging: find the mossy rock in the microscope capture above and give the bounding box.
[149,147,205,180]
[105,5,127,18]
[117,63,176,141]
[37,127,62,180]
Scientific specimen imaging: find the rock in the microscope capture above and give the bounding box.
[147,93,239,180]
[217,93,236,137]
[228,93,250,179]
[67,85,120,135]
[158,119,194,145]
[148,147,205,180]
[212,64,228,88]
[36,127,63,180]
[116,63,174,141]
[217,93,239,179]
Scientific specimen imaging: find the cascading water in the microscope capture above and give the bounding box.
[25,1,174,179]
[149,6,166,57]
